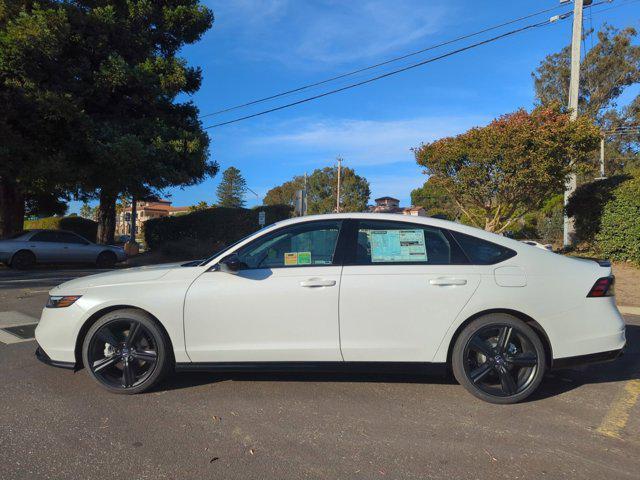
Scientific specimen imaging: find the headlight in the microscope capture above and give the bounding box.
[46,295,82,308]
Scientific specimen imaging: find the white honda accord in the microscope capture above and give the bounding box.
[35,213,626,403]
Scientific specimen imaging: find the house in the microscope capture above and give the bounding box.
[116,200,190,236]
[366,197,427,216]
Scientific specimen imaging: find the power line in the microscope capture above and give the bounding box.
[199,3,567,120]
[204,16,569,130]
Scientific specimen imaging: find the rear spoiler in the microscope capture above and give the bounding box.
[569,256,611,267]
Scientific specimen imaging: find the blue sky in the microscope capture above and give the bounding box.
[73,0,640,212]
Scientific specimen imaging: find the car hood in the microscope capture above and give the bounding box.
[51,262,186,292]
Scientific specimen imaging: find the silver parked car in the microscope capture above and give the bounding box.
[0,230,126,269]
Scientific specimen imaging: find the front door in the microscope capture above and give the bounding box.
[339,219,481,362]
[184,220,345,362]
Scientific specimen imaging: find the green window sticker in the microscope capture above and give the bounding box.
[297,251,312,265]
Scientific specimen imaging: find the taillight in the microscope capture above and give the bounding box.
[587,276,615,297]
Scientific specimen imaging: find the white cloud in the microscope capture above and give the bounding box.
[252,115,489,166]
[211,0,454,68]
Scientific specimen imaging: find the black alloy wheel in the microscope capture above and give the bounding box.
[11,250,36,269]
[452,314,546,404]
[82,309,169,394]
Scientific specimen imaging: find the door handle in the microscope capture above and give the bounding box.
[300,279,336,288]
[429,277,467,286]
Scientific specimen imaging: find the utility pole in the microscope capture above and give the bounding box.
[599,136,606,178]
[563,0,586,248]
[336,157,342,213]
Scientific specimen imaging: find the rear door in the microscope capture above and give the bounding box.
[338,219,481,362]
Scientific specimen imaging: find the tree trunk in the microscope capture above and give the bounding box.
[96,190,116,244]
[0,177,25,239]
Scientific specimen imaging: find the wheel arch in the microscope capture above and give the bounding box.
[9,249,36,265]
[74,305,175,369]
[445,308,553,371]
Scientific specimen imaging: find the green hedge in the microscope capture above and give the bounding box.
[143,205,293,251]
[596,177,640,263]
[566,175,630,245]
[24,215,98,242]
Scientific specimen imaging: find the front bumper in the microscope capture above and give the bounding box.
[35,344,76,370]
[552,344,625,370]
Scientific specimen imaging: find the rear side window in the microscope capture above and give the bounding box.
[353,220,467,265]
[30,231,60,243]
[450,231,516,265]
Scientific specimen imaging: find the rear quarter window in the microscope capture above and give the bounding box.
[451,231,516,265]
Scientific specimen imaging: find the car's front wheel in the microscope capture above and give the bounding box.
[96,251,117,268]
[452,314,546,404]
[82,309,171,394]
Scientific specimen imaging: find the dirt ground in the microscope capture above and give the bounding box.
[613,262,640,307]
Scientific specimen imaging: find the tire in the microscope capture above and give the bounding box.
[82,309,171,394]
[11,250,36,269]
[452,314,546,404]
[96,250,117,268]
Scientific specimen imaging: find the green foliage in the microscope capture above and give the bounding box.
[24,215,98,242]
[410,178,460,220]
[216,167,247,208]
[596,177,640,263]
[414,106,600,233]
[189,200,210,212]
[265,166,370,214]
[533,25,640,120]
[143,205,292,252]
[0,0,217,240]
[536,194,564,245]
[566,175,630,245]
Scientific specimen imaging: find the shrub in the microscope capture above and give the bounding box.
[144,204,293,253]
[596,177,640,264]
[24,215,98,242]
[566,175,630,246]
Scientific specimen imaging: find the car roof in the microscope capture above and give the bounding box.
[266,213,527,251]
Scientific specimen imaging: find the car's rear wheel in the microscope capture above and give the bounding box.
[96,250,117,268]
[11,250,36,269]
[452,314,546,404]
[82,309,170,394]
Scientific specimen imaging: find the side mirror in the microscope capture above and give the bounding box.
[218,254,241,274]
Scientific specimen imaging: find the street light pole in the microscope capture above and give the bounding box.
[563,0,585,248]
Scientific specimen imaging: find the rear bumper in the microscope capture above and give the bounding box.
[552,344,625,370]
[35,345,76,370]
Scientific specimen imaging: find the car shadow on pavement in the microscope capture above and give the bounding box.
[157,325,639,402]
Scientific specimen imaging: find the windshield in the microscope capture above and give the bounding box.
[6,231,29,240]
[198,227,271,266]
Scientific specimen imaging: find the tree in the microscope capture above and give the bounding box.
[410,178,460,220]
[533,25,640,174]
[0,1,217,241]
[264,177,305,207]
[265,166,370,214]
[0,0,82,237]
[79,203,96,220]
[216,167,247,208]
[533,25,640,120]
[189,201,210,212]
[413,106,600,233]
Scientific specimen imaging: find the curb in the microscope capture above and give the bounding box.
[619,305,640,316]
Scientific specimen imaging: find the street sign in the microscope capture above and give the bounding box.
[258,210,266,227]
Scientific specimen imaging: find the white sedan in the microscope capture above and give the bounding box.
[35,213,625,403]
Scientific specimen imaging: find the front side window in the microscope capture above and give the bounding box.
[353,220,467,265]
[56,232,88,244]
[235,221,342,269]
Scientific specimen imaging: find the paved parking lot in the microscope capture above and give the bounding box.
[0,267,638,479]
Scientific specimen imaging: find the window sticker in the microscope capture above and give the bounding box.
[284,251,313,265]
[367,229,427,262]
[297,251,312,265]
[284,252,298,265]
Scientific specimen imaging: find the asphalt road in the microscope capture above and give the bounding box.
[0,267,638,480]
